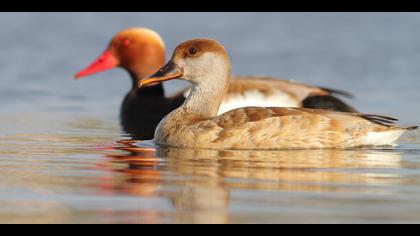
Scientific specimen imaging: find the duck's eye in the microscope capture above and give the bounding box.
[189,48,198,55]
[122,39,131,47]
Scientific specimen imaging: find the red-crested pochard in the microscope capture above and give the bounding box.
[139,39,417,149]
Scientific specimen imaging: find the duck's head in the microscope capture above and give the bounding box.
[139,38,230,88]
[75,28,166,80]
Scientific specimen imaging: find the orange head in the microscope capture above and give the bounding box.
[75,28,166,81]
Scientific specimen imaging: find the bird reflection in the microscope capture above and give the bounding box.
[99,140,404,223]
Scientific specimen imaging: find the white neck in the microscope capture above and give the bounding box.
[182,80,228,117]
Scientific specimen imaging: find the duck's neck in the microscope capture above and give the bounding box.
[181,74,230,118]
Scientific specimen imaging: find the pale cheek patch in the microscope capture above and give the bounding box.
[184,53,229,81]
[217,90,300,115]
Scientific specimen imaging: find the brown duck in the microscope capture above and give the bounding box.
[139,39,417,149]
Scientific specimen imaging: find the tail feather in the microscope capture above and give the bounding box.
[405,126,419,131]
[360,114,399,127]
[360,115,418,132]
[362,114,399,121]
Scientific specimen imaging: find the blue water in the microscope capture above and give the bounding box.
[0,12,419,223]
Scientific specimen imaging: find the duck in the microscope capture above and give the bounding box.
[139,38,417,150]
[74,28,356,139]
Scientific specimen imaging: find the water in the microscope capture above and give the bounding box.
[0,12,420,223]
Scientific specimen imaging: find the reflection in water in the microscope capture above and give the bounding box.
[1,127,420,223]
[101,140,407,223]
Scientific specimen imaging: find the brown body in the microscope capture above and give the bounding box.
[154,107,405,149]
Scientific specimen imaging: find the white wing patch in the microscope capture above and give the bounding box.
[217,90,300,115]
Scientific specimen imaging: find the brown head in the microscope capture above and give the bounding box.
[75,28,166,81]
[139,38,231,88]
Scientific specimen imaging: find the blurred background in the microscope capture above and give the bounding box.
[1,13,420,223]
[0,12,419,136]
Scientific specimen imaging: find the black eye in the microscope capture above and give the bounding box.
[189,48,197,55]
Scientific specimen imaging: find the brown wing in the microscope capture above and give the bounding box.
[212,107,389,129]
[188,107,405,149]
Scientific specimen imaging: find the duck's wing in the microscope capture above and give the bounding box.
[191,107,416,149]
[230,75,355,99]
[224,76,356,113]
